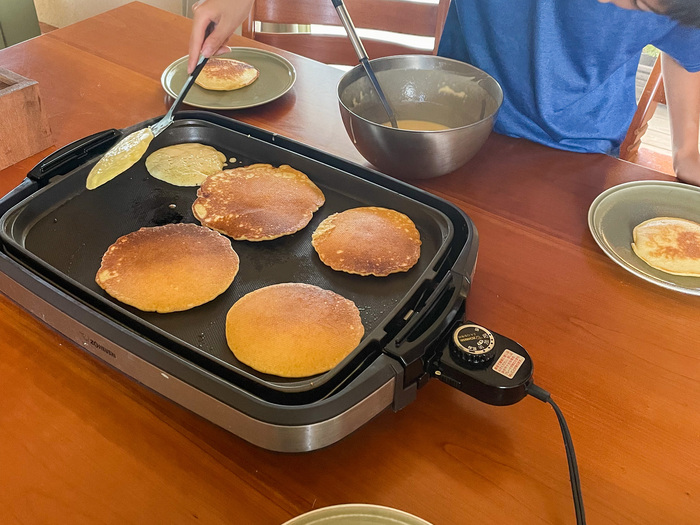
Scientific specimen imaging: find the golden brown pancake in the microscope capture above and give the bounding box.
[311,207,422,276]
[631,217,700,277]
[194,58,259,91]
[145,142,227,186]
[192,163,325,241]
[225,283,364,377]
[95,223,240,313]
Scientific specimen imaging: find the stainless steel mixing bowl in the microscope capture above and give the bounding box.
[337,55,503,180]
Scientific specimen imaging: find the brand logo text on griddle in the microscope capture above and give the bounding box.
[88,338,116,358]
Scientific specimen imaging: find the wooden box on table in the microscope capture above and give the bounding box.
[0,67,53,171]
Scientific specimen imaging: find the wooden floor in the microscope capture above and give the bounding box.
[39,22,57,34]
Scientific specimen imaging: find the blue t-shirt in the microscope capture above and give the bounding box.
[437,0,700,154]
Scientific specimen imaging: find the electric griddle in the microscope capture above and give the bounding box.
[0,111,524,452]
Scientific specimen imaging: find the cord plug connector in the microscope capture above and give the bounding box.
[525,382,551,402]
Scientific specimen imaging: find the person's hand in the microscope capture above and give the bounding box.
[188,0,255,74]
[673,148,700,187]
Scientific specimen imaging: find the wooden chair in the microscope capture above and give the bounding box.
[0,0,41,49]
[242,0,451,66]
[619,56,673,174]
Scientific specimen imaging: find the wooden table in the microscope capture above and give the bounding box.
[1,3,698,524]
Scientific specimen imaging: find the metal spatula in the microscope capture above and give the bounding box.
[331,0,398,128]
[86,24,215,189]
[151,22,216,137]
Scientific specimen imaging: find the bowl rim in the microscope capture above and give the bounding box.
[336,54,503,132]
[281,503,433,524]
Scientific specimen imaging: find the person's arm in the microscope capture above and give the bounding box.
[187,0,255,74]
[661,51,700,186]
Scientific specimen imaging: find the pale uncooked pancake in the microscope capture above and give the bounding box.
[86,127,154,190]
[192,163,325,241]
[145,142,227,186]
[95,223,240,313]
[225,283,364,377]
[631,217,700,277]
[195,58,259,91]
[312,206,422,276]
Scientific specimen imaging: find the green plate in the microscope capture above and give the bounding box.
[282,504,432,525]
[161,48,296,110]
[588,180,700,295]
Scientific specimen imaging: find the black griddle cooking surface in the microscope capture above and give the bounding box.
[1,114,461,401]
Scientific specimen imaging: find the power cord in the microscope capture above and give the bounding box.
[526,383,586,525]
[432,322,586,522]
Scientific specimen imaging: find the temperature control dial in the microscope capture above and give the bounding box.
[450,324,496,367]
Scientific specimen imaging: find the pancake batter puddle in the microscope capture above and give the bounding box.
[380,119,450,131]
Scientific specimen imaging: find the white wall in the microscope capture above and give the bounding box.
[34,0,185,28]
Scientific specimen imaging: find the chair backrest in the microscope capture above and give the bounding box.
[620,56,667,162]
[0,0,41,49]
[242,0,451,66]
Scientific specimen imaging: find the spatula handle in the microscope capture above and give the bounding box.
[170,22,216,115]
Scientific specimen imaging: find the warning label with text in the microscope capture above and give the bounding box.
[492,350,525,379]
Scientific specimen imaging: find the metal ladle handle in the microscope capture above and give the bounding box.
[331,0,398,128]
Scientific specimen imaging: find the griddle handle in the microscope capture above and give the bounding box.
[384,272,468,387]
[394,271,468,348]
[28,129,122,187]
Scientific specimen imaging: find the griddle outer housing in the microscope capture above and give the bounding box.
[0,111,477,431]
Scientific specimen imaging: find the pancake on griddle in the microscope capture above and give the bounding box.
[225,283,364,378]
[86,127,154,190]
[312,206,422,277]
[195,58,259,91]
[192,163,325,241]
[631,217,700,277]
[145,142,227,186]
[95,223,240,313]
